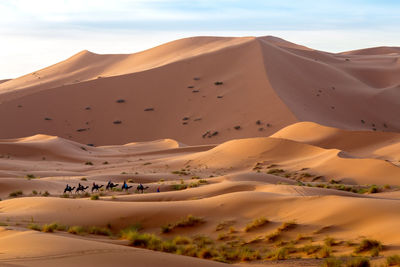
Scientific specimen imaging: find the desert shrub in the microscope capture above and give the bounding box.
[61,193,70,198]
[198,179,208,184]
[172,235,192,245]
[320,245,332,258]
[265,231,280,242]
[172,184,187,190]
[324,236,338,246]
[32,190,38,195]
[42,191,50,197]
[278,220,297,232]
[322,257,343,267]
[345,257,370,267]
[130,231,161,249]
[387,255,400,266]
[171,170,189,175]
[9,190,23,197]
[196,247,213,259]
[176,244,198,257]
[368,185,379,194]
[127,179,134,183]
[244,217,269,232]
[383,184,391,190]
[26,174,36,179]
[90,194,99,200]
[42,223,60,233]
[193,235,214,248]
[88,226,112,236]
[80,177,87,181]
[161,240,178,253]
[119,223,143,238]
[188,182,199,188]
[302,244,322,255]
[214,81,223,85]
[266,247,288,260]
[85,161,93,165]
[28,223,42,231]
[354,239,382,253]
[103,161,109,165]
[267,169,284,174]
[161,224,173,233]
[215,220,235,231]
[68,226,85,235]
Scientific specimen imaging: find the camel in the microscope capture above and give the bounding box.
[106,181,119,191]
[121,181,133,191]
[64,184,75,194]
[91,183,104,192]
[75,183,89,193]
[137,184,149,194]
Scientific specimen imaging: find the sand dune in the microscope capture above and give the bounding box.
[0,36,399,145]
[1,36,400,266]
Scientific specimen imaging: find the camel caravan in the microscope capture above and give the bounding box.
[63,181,149,194]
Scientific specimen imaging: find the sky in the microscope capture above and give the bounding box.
[1,0,400,79]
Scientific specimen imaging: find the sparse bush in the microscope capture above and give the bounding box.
[278,220,297,232]
[302,244,321,255]
[26,174,36,179]
[354,239,382,253]
[244,217,269,232]
[172,184,187,190]
[265,231,280,242]
[28,223,42,231]
[42,191,50,197]
[322,257,343,267]
[68,226,85,235]
[368,185,379,194]
[85,161,93,165]
[32,190,38,195]
[267,169,285,175]
[42,223,63,233]
[387,255,400,266]
[9,190,23,197]
[88,226,112,236]
[345,257,370,267]
[90,194,99,200]
[80,177,87,181]
[320,245,332,258]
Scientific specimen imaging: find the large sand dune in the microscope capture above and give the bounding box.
[0,121,399,266]
[0,36,399,145]
[1,36,400,266]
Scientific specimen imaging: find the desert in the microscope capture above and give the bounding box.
[0,33,399,267]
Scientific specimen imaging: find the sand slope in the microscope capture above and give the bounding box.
[0,121,400,266]
[0,36,399,145]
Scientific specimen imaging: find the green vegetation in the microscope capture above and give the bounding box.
[322,257,343,267]
[9,190,23,197]
[354,239,382,254]
[85,161,93,165]
[90,194,99,200]
[244,217,269,232]
[345,257,370,267]
[87,226,112,236]
[267,169,285,175]
[387,254,400,266]
[67,226,86,235]
[26,174,36,179]
[161,215,204,233]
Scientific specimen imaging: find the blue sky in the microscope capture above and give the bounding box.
[1,0,399,79]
